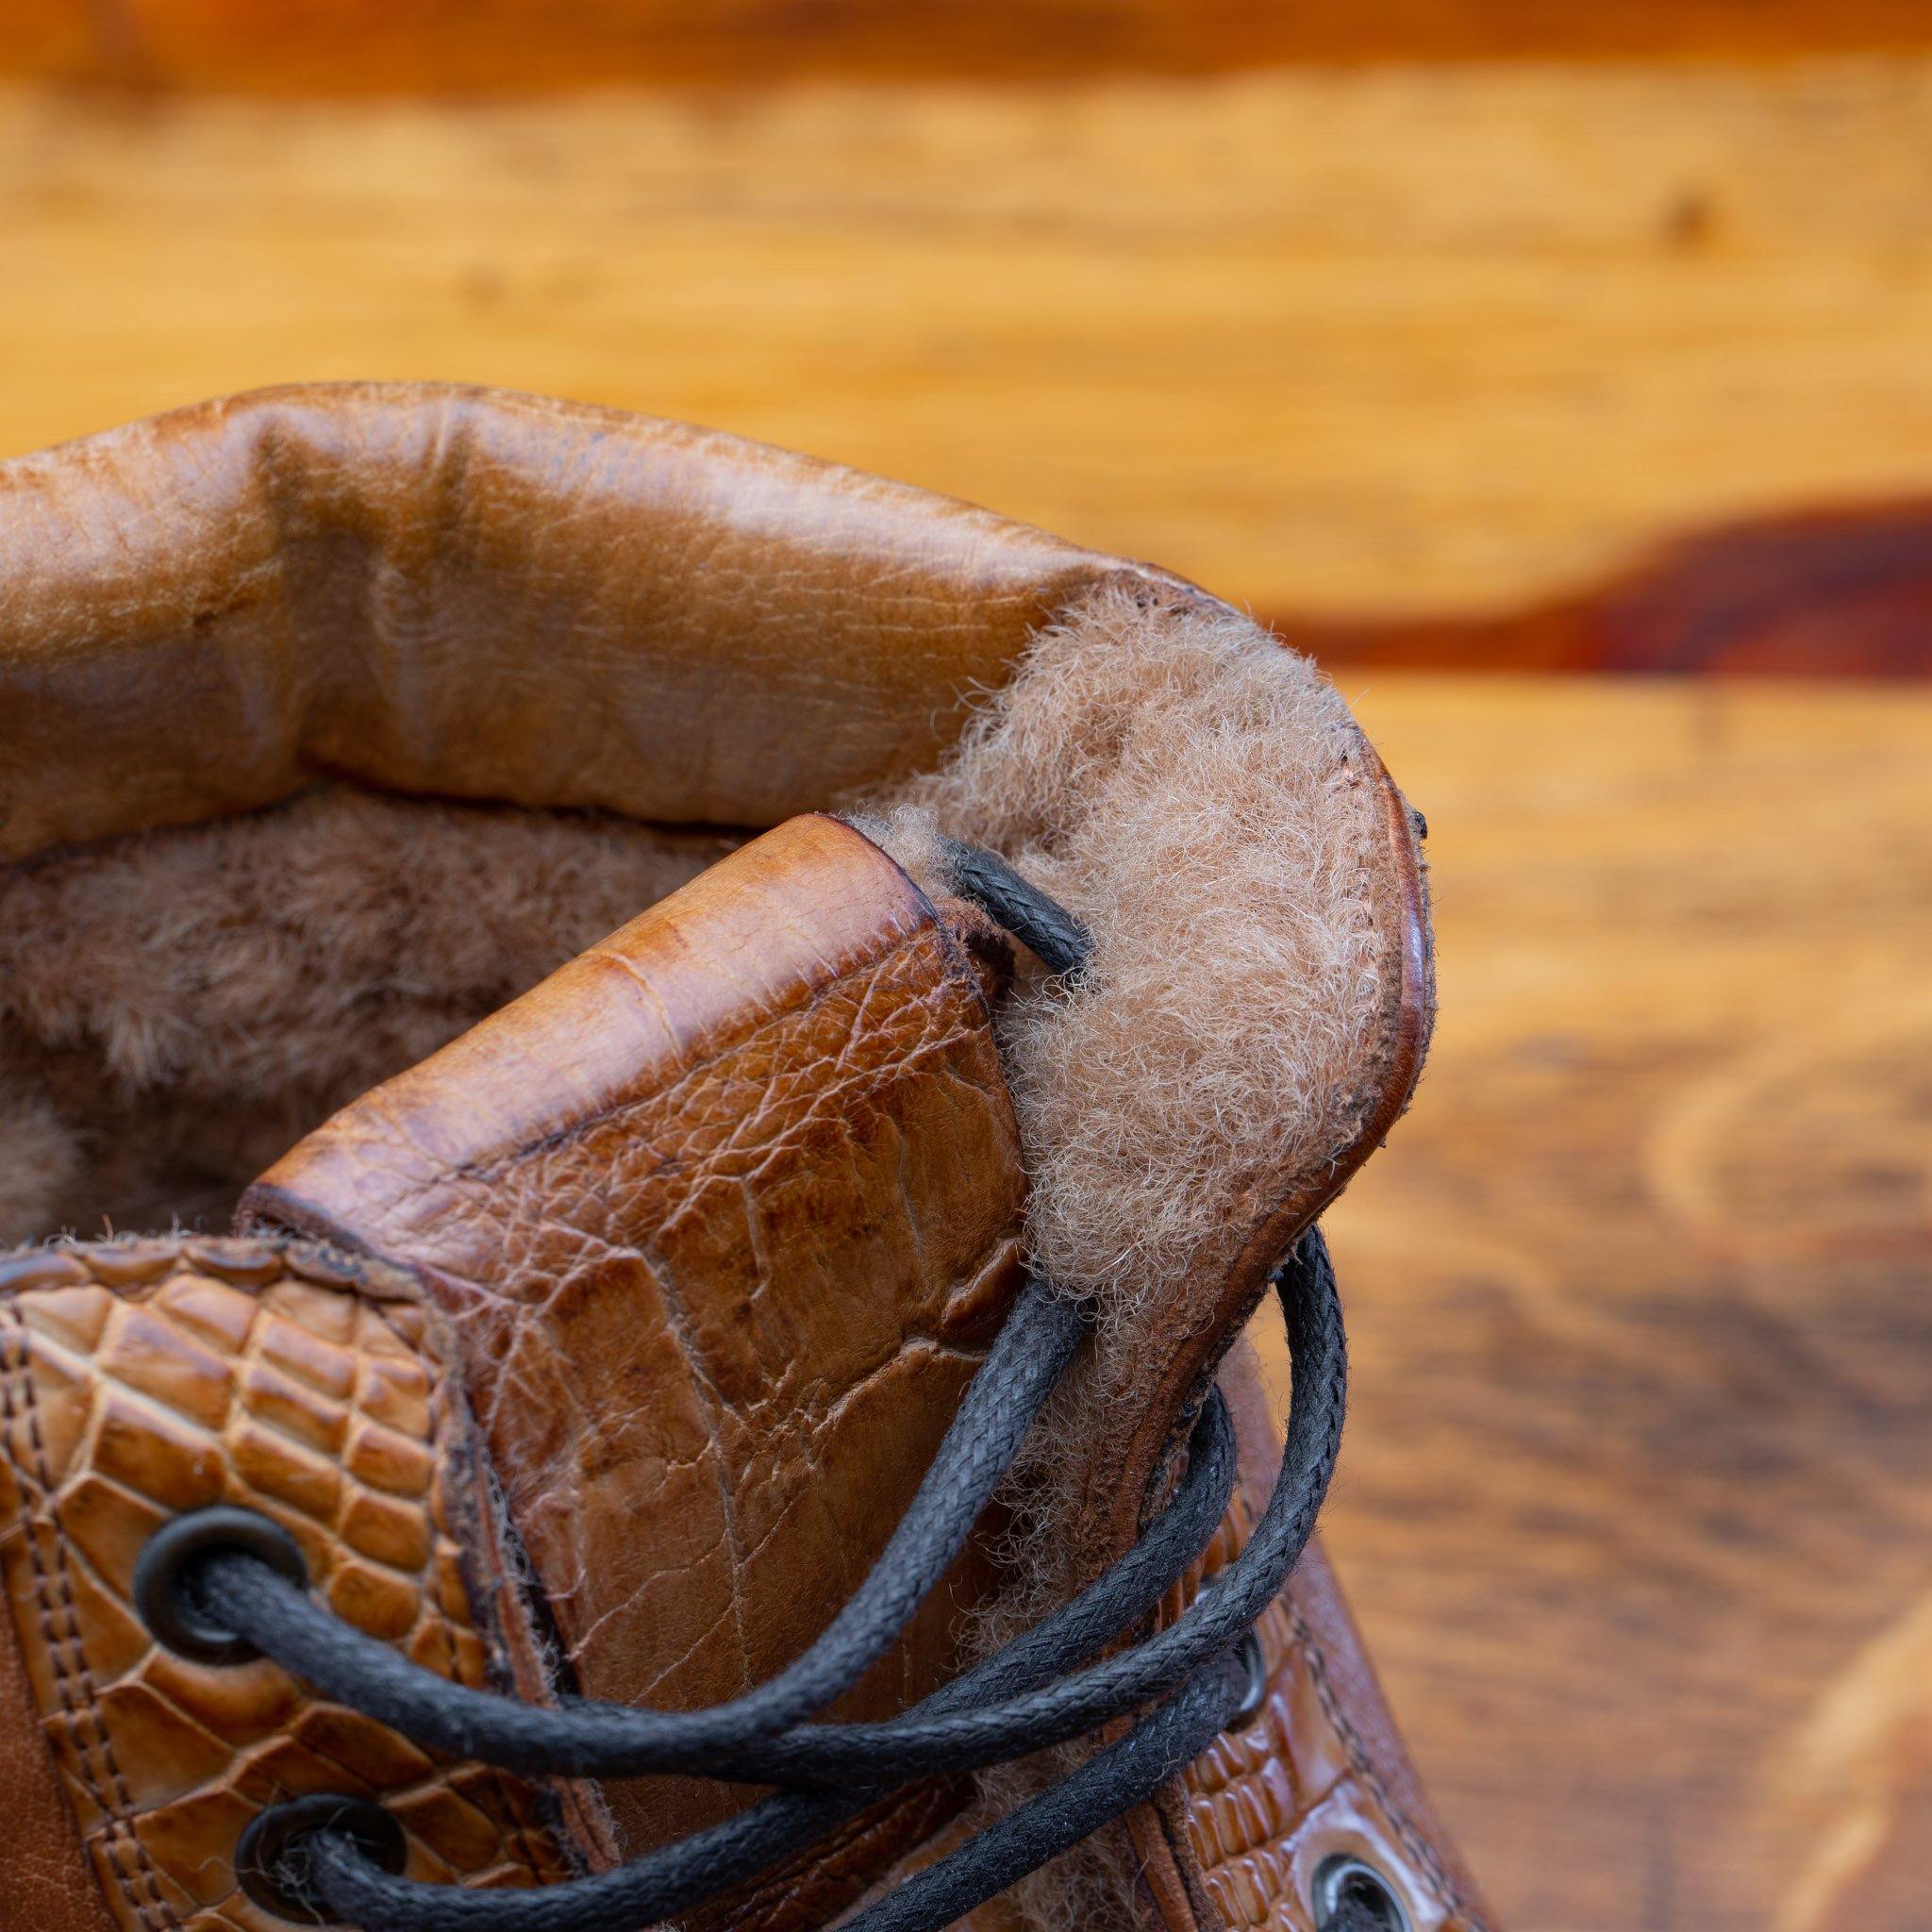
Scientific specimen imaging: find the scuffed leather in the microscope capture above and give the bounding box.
[0,1236,570,1932]
[245,815,1031,1873]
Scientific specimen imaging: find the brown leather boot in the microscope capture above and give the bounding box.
[0,386,1491,1932]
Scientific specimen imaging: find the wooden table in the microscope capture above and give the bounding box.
[4,22,1931,1925]
[11,56,1932,651]
[1252,678,1932,1932]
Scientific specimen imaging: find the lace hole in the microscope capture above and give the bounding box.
[1193,1572,1269,1736]
[1311,1854,1411,1932]
[237,1793,406,1924]
[1225,1629,1268,1731]
[134,1506,308,1664]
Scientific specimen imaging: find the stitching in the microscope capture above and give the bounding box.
[0,1304,176,1932]
[1281,1591,1490,1932]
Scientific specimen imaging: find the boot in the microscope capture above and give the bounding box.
[0,385,1491,1932]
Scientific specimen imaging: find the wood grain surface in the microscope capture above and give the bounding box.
[16,0,1932,92]
[11,59,1932,646]
[5,30,1931,1930]
[1250,677,1932,1932]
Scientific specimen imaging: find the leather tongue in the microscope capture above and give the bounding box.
[242,812,1029,1863]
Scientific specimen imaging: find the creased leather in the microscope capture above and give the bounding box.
[0,383,1170,864]
[244,814,1031,1872]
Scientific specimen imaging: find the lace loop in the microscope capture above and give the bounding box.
[190,1241,1341,1932]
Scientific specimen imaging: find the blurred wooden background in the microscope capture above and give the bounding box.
[1275,681,1932,1932]
[6,7,1932,1930]
[14,14,1932,651]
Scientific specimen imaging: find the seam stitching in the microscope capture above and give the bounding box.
[1,1303,175,1932]
[1281,1592,1488,1932]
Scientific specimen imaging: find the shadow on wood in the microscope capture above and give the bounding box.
[1290,502,1932,676]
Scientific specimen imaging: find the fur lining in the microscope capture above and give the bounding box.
[0,789,736,1242]
[858,579,1387,1336]
[0,586,1395,1304]
[856,580,1402,1928]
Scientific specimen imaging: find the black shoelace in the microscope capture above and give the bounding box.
[132,844,1365,1932]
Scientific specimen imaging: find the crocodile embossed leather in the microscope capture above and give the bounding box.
[0,1238,571,1929]
[0,385,1491,1932]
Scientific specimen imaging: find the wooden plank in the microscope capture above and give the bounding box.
[11,61,1932,650]
[18,0,1932,92]
[1248,677,1932,1932]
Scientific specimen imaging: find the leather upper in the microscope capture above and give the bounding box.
[0,1238,567,1932]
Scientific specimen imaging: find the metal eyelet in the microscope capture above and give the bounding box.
[1194,1574,1270,1736]
[236,1793,406,1924]
[1311,1854,1412,1932]
[1225,1628,1268,1732]
[133,1505,308,1665]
